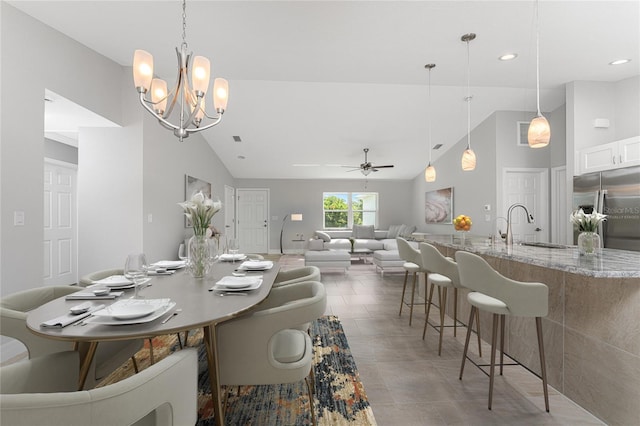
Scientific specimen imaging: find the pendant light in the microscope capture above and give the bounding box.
[528,0,550,148]
[461,33,477,171]
[424,64,437,183]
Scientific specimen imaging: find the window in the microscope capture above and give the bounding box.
[323,192,378,229]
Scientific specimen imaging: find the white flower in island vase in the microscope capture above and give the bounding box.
[570,209,607,255]
[178,191,222,277]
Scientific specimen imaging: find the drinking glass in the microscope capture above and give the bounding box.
[124,253,148,299]
[228,239,239,263]
[178,243,188,261]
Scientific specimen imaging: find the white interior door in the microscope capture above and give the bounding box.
[237,189,269,254]
[44,160,77,286]
[224,185,236,240]
[501,168,549,243]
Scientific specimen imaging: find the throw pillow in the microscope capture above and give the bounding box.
[398,224,417,237]
[315,231,331,242]
[387,224,402,239]
[353,224,375,239]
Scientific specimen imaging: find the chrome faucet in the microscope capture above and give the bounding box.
[506,203,534,246]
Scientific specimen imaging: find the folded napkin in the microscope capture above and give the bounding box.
[219,253,247,261]
[93,275,132,286]
[150,260,186,269]
[40,304,106,328]
[65,291,123,300]
[148,270,176,276]
[216,275,262,287]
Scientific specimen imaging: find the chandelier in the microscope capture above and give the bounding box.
[132,0,229,142]
[528,0,550,148]
[461,33,477,171]
[424,64,436,183]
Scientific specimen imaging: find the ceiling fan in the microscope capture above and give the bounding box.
[343,148,394,176]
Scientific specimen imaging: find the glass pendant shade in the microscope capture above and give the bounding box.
[133,50,154,92]
[461,148,476,171]
[528,115,550,148]
[213,78,229,112]
[191,56,210,94]
[150,78,167,114]
[425,164,436,182]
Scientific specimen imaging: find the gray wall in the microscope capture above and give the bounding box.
[1,3,234,291]
[44,138,78,164]
[1,3,123,295]
[410,107,567,238]
[235,178,414,253]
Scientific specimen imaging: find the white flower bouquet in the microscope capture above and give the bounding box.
[178,191,222,237]
[570,208,607,232]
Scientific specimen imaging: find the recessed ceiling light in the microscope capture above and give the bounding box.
[233,136,242,142]
[498,53,518,61]
[237,155,246,160]
[609,59,631,65]
[433,144,443,150]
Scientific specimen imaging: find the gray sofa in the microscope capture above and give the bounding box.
[309,225,419,275]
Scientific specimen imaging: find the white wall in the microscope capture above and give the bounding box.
[1,3,123,295]
[234,178,414,252]
[614,76,640,139]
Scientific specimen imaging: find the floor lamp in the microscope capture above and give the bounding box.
[280,213,303,254]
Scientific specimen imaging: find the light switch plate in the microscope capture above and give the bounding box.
[14,211,24,226]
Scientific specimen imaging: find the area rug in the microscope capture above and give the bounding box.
[99,315,377,425]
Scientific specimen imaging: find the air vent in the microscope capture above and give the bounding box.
[233,136,242,142]
[433,144,443,150]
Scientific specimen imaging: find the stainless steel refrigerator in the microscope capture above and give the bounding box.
[572,165,640,251]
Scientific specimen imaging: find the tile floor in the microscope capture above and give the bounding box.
[279,255,605,426]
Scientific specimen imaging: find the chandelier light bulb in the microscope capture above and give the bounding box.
[425,164,436,182]
[191,56,210,94]
[528,115,550,148]
[461,148,476,171]
[133,50,154,92]
[151,78,167,114]
[213,78,229,112]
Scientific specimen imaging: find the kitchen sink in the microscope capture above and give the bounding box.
[520,242,569,249]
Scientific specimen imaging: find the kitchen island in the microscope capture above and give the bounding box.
[414,234,639,425]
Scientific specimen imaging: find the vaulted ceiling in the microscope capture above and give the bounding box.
[12,0,639,180]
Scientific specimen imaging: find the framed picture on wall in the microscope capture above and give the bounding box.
[425,187,453,224]
[184,174,211,228]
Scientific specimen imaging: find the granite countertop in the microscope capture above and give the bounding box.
[414,234,640,278]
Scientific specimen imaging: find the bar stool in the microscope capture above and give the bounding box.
[397,238,429,326]
[419,243,482,357]
[455,251,549,412]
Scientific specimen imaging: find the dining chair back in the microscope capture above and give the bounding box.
[0,285,143,389]
[455,251,549,412]
[79,268,124,287]
[217,280,327,425]
[0,348,198,426]
[273,265,321,287]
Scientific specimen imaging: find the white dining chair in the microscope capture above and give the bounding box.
[273,265,321,287]
[0,285,144,389]
[216,280,327,425]
[456,251,550,412]
[0,348,198,426]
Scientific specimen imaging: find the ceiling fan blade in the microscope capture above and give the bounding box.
[371,165,394,169]
[341,165,360,168]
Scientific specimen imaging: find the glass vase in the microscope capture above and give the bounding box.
[577,231,600,256]
[188,234,211,278]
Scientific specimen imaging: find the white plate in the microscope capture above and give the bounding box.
[237,260,273,271]
[219,253,247,262]
[151,260,187,269]
[110,304,156,320]
[94,275,133,287]
[216,276,261,289]
[89,300,175,325]
[210,279,263,292]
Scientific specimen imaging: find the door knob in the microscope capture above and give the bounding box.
[535,227,542,232]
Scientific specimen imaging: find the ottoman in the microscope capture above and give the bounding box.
[372,249,405,276]
[304,250,350,273]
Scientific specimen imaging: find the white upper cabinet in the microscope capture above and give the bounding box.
[578,136,640,174]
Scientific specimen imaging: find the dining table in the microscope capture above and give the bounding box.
[26,258,280,426]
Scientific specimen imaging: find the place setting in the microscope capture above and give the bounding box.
[209,275,263,296]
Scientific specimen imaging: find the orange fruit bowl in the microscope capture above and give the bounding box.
[453,214,472,232]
